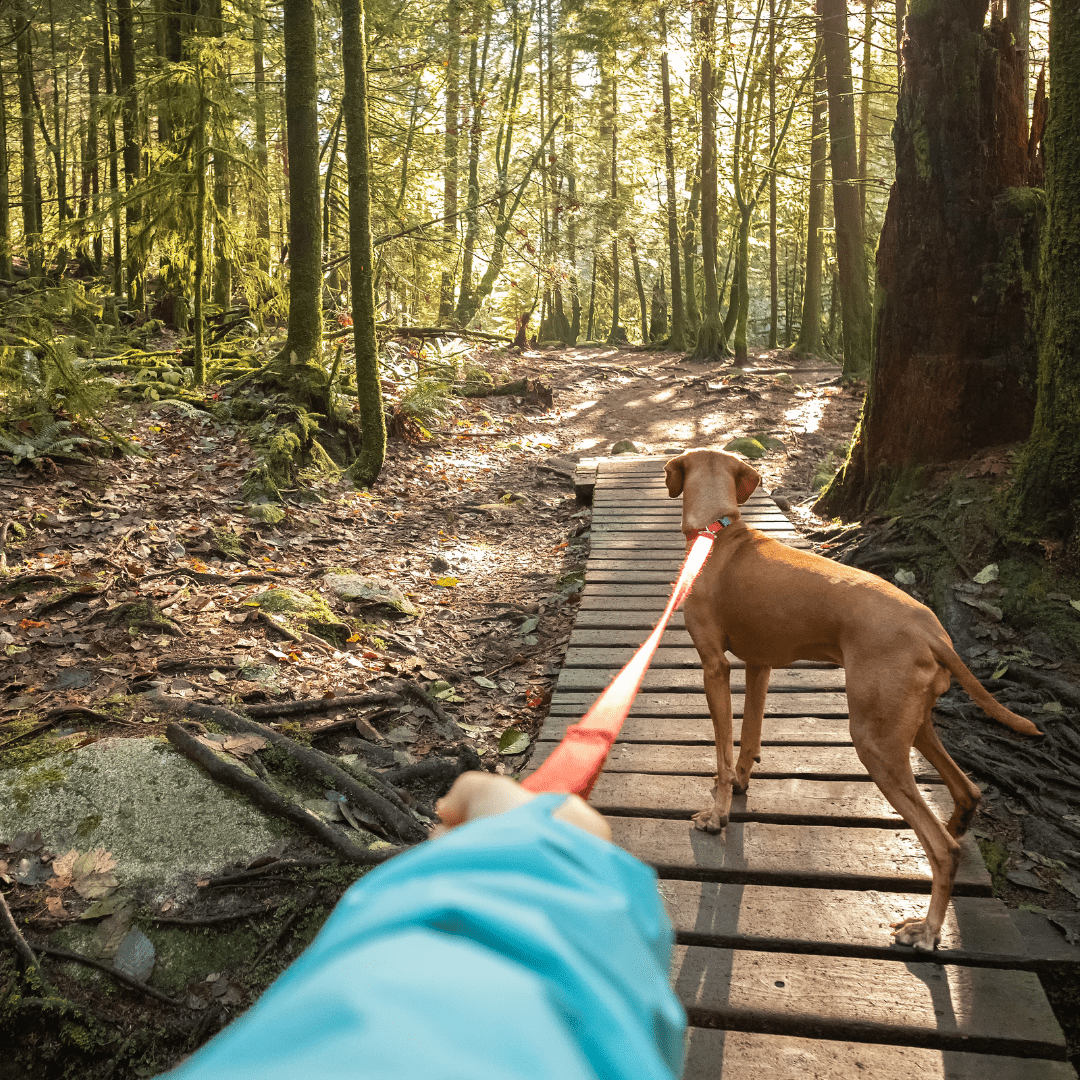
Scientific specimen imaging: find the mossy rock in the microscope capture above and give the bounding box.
[245,503,285,524]
[251,587,352,644]
[611,440,639,455]
[724,437,767,460]
[323,574,418,616]
[252,587,323,616]
[753,434,787,452]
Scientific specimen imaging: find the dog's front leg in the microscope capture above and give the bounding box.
[735,664,770,793]
[694,654,735,833]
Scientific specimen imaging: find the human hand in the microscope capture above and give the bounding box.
[432,771,612,842]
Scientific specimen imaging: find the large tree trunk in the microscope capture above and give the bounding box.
[253,0,271,275]
[820,3,1040,518]
[659,4,685,351]
[0,64,12,279]
[820,0,871,377]
[1011,0,1080,546]
[682,174,701,337]
[100,0,122,295]
[341,0,386,488]
[795,34,827,355]
[604,69,624,344]
[15,16,41,277]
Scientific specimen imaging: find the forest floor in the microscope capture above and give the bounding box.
[2,339,1079,1075]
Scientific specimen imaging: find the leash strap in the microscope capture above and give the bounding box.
[521,524,724,799]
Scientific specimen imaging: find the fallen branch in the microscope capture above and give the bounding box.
[255,609,335,655]
[245,692,398,718]
[0,707,116,751]
[151,903,277,926]
[205,858,332,888]
[165,722,401,864]
[158,698,427,843]
[34,945,181,1006]
[1,885,51,990]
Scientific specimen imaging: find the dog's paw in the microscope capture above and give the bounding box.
[890,916,940,951]
[692,807,728,833]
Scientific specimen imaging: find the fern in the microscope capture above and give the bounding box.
[0,417,93,466]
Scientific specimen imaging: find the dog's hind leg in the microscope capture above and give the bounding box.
[734,664,770,793]
[849,685,960,951]
[913,721,981,838]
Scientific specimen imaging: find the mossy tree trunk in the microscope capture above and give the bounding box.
[269,0,328,412]
[117,0,143,308]
[15,17,42,278]
[1011,0,1080,548]
[820,2,1041,519]
[253,0,271,276]
[341,0,386,488]
[819,0,871,378]
[0,65,11,279]
[438,0,460,322]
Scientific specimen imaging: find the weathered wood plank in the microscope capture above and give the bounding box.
[682,1029,1073,1080]
[592,522,799,535]
[590,776,946,825]
[538,714,853,745]
[564,645,702,666]
[609,818,989,893]
[555,667,846,693]
[549,691,849,718]
[579,587,679,602]
[564,637,839,666]
[529,742,935,782]
[663,882,1053,962]
[672,946,1063,1057]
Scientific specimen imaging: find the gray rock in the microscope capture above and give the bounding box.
[0,739,288,896]
[322,575,418,615]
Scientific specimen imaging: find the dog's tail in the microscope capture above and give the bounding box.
[936,643,1043,736]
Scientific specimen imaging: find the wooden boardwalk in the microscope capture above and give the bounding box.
[531,455,1077,1079]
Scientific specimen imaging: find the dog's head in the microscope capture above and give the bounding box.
[664,449,760,532]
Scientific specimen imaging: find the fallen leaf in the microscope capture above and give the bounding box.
[472,676,498,690]
[498,728,530,755]
[45,895,66,917]
[973,563,999,584]
[222,734,268,759]
[435,576,459,587]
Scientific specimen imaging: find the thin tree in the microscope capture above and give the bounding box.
[659,3,685,350]
[117,0,142,307]
[15,15,41,277]
[0,63,12,279]
[438,0,461,322]
[253,0,271,275]
[820,0,871,377]
[342,0,386,487]
[768,0,778,349]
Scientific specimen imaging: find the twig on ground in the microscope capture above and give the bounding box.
[165,721,401,864]
[1,885,51,990]
[0,706,117,751]
[254,609,335,655]
[205,859,332,888]
[249,890,319,970]
[245,693,397,718]
[151,903,277,926]
[33,945,182,1006]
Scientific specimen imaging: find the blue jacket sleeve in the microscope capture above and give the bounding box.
[163,793,686,1080]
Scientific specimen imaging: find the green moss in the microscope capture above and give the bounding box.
[75,814,103,839]
[913,126,933,182]
[142,923,263,993]
[212,527,245,556]
[8,761,70,813]
[977,837,1009,895]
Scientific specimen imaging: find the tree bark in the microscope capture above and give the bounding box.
[682,174,701,336]
[629,235,648,344]
[692,0,724,360]
[820,3,1039,518]
[820,0,871,377]
[795,23,827,355]
[659,4,685,351]
[0,64,12,279]
[859,0,874,221]
[116,0,142,307]
[271,0,326,405]
[193,73,207,385]
[253,0,271,275]
[438,0,461,321]
[768,0,778,349]
[209,0,231,310]
[100,0,122,295]
[604,68,623,344]
[15,16,41,277]
[1011,0,1080,545]
[341,0,387,488]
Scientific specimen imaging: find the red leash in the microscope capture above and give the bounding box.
[522,520,728,799]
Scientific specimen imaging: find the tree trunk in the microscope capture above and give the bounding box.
[586,250,597,340]
[659,4,685,350]
[629,235,648,344]
[692,0,724,360]
[0,64,11,279]
[99,0,122,295]
[795,28,827,355]
[116,0,142,307]
[341,0,386,488]
[768,0,778,349]
[820,0,871,377]
[209,0,231,310]
[1010,0,1079,545]
[193,74,207,385]
[438,0,460,321]
[270,0,326,407]
[604,69,623,344]
[859,0,874,221]
[15,17,41,277]
[253,0,271,275]
[682,174,701,336]
[820,4,1039,518]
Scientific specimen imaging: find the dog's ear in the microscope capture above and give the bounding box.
[734,460,760,504]
[664,456,686,498]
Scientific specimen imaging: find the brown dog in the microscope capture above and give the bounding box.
[665,448,1041,950]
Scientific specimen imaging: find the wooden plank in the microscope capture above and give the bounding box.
[682,1029,1074,1080]
[564,645,704,667]
[538,714,853,745]
[529,743,936,782]
[554,667,846,694]
[609,819,989,894]
[672,946,1063,1057]
[590,776,948,826]
[662,881,1063,963]
[592,522,799,535]
[549,691,849,718]
[564,633,842,663]
[579,587,678,602]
